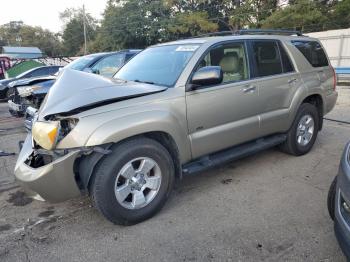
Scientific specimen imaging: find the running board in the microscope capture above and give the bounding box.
[182,134,287,176]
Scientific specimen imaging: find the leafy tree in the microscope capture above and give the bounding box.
[0,21,62,56]
[331,0,350,29]
[261,0,327,32]
[60,8,98,56]
[168,12,218,37]
[92,0,172,51]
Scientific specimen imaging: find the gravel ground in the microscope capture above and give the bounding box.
[0,87,349,262]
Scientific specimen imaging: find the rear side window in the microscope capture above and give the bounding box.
[251,40,283,77]
[291,41,328,67]
[29,67,50,77]
[278,42,294,73]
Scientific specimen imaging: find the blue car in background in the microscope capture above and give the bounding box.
[8,49,141,120]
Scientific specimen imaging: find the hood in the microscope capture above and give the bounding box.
[11,75,56,88]
[39,69,167,118]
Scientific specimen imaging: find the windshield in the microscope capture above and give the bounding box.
[64,55,97,71]
[114,44,200,87]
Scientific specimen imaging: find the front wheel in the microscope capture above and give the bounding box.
[280,103,319,156]
[90,137,175,225]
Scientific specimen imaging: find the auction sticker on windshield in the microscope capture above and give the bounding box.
[175,45,199,52]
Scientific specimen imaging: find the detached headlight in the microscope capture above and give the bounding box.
[32,121,60,150]
[32,118,79,150]
[17,85,40,97]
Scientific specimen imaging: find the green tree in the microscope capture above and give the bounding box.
[331,0,350,29]
[261,0,327,32]
[92,0,172,51]
[0,21,62,56]
[168,12,218,37]
[60,8,98,56]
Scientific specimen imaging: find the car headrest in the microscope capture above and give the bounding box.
[219,52,239,73]
[258,44,278,63]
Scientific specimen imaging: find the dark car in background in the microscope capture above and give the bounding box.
[9,50,141,128]
[0,65,61,99]
[328,142,350,260]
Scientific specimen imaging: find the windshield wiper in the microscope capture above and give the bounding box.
[132,79,156,85]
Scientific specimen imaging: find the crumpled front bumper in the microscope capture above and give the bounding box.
[14,134,81,203]
[334,142,350,259]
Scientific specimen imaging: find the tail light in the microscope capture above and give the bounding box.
[332,67,337,91]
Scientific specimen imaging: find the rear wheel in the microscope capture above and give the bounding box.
[280,103,319,156]
[90,137,175,225]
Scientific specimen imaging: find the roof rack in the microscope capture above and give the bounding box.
[193,31,235,38]
[194,29,303,38]
[236,29,303,36]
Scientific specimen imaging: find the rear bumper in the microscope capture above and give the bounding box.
[334,142,350,260]
[325,91,338,115]
[335,217,350,259]
[14,134,81,203]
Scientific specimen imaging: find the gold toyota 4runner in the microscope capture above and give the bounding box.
[15,30,338,225]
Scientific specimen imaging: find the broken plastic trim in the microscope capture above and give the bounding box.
[34,145,112,159]
[26,144,112,169]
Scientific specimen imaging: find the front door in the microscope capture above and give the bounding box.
[186,41,261,159]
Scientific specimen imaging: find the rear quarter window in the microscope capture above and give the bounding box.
[291,40,329,67]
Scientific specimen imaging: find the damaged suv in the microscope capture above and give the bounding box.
[15,31,338,225]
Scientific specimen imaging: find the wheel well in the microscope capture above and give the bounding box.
[78,131,183,192]
[143,131,182,179]
[302,94,324,130]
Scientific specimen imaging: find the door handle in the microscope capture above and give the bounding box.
[288,78,298,84]
[241,85,256,93]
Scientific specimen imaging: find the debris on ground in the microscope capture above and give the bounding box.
[0,150,15,157]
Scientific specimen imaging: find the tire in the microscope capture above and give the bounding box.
[280,103,319,156]
[90,137,175,225]
[327,176,337,221]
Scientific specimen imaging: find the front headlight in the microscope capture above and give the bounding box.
[32,121,60,150]
[32,118,79,150]
[17,85,40,97]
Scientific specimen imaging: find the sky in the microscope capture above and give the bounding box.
[0,0,108,33]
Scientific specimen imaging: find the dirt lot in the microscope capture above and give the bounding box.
[0,87,349,262]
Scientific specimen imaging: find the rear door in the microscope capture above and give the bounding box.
[186,41,261,158]
[248,39,301,136]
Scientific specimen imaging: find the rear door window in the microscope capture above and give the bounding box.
[278,42,294,73]
[251,40,283,77]
[291,40,329,67]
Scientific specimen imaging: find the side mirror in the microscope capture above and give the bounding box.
[190,66,223,89]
